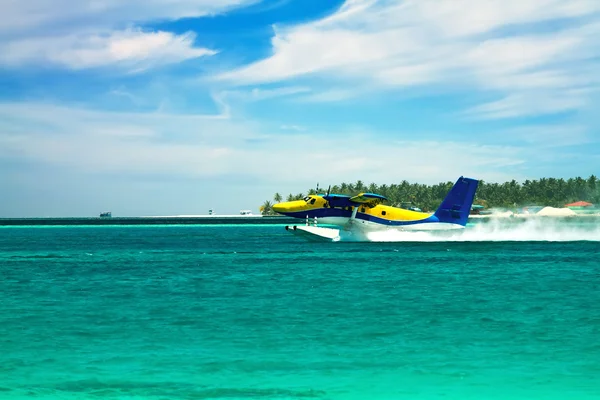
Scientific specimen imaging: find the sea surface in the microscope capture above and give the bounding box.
[1,220,599,399]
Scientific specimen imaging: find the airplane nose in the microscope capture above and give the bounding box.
[273,200,307,214]
[272,201,298,214]
[272,202,286,213]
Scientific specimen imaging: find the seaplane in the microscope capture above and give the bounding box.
[273,176,478,241]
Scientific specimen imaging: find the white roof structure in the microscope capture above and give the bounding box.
[536,207,577,217]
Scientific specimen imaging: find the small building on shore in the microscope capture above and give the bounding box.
[565,201,594,209]
[565,201,596,215]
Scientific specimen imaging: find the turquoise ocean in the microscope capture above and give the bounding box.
[1,219,600,399]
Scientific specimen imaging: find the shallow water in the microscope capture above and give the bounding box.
[1,223,599,399]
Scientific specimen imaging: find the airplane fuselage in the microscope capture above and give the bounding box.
[274,197,464,232]
[273,177,479,234]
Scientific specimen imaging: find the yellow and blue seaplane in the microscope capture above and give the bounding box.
[273,176,478,241]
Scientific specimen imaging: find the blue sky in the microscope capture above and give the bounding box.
[1,0,599,217]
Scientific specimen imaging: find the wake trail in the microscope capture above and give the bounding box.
[359,218,600,242]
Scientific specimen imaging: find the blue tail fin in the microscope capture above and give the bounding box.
[434,176,479,226]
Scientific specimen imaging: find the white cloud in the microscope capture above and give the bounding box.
[394,0,600,38]
[0,0,257,34]
[0,28,214,70]
[219,0,600,118]
[0,0,257,71]
[467,90,589,119]
[218,25,406,84]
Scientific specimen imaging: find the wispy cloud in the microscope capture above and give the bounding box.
[0,28,215,71]
[219,0,600,118]
[0,101,528,185]
[0,0,258,71]
[223,86,312,102]
[465,90,589,119]
[0,0,258,34]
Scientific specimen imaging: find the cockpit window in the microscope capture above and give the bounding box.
[303,196,311,202]
[310,198,316,205]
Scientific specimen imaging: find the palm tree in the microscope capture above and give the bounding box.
[354,180,365,193]
[587,174,597,189]
[260,200,273,215]
[273,193,283,203]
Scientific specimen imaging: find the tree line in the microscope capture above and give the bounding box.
[260,175,599,215]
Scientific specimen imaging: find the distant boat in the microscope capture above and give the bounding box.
[99,211,112,218]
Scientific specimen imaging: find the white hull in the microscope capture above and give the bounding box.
[285,225,342,241]
[316,217,464,232]
[285,217,465,242]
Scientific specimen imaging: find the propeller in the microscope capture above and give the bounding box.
[326,185,331,196]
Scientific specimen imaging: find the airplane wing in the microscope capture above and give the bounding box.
[349,193,388,206]
[322,193,353,208]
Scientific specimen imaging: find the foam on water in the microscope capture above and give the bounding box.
[360,218,600,242]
